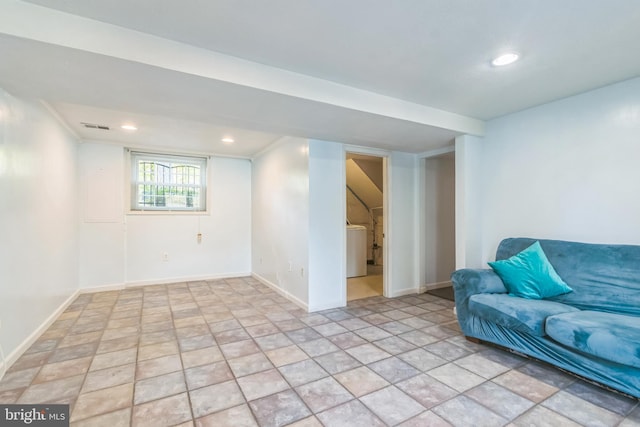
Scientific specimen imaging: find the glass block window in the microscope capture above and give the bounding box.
[130,152,207,211]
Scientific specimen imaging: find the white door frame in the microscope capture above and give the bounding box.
[343,145,390,301]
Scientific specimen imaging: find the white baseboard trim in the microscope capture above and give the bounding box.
[389,287,421,298]
[3,289,81,377]
[251,273,309,312]
[78,273,253,293]
[79,283,126,294]
[308,300,345,313]
[124,272,252,288]
[423,280,452,291]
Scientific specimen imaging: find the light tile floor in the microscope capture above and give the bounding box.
[347,275,383,301]
[0,277,638,426]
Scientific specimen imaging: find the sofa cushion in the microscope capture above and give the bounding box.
[488,241,573,299]
[469,293,579,336]
[546,311,640,368]
[496,238,640,316]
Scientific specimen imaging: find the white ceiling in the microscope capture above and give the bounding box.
[1,0,639,156]
[51,103,283,158]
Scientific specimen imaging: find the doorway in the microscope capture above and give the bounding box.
[422,151,456,300]
[345,153,385,301]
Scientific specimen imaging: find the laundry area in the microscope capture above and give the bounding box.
[345,153,384,301]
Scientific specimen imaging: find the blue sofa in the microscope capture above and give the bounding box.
[451,237,640,398]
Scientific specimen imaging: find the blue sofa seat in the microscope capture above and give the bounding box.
[546,311,640,369]
[452,238,640,398]
[469,294,579,337]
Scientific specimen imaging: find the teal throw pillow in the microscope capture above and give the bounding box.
[488,241,572,299]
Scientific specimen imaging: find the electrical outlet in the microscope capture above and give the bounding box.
[162,252,169,262]
[288,261,292,272]
[300,268,304,277]
[197,233,202,244]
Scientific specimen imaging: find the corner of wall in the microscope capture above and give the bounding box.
[455,134,485,269]
[308,140,347,310]
[2,289,80,377]
[251,273,309,312]
[251,136,311,307]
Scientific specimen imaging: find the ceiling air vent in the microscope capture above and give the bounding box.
[81,122,110,130]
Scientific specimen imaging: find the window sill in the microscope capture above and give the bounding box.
[127,210,210,216]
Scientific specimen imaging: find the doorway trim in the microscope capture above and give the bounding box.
[343,145,390,304]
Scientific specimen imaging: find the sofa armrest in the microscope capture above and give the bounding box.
[451,268,507,300]
[451,269,507,335]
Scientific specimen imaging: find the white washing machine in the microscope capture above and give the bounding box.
[347,225,367,278]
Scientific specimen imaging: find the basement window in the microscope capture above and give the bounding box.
[130,151,207,212]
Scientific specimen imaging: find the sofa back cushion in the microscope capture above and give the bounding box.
[496,238,640,316]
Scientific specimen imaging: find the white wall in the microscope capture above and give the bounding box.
[307,144,422,303]
[78,142,125,288]
[308,140,345,311]
[127,156,252,283]
[252,138,423,310]
[79,143,252,288]
[462,77,640,266]
[455,135,484,268]
[0,89,79,366]
[424,154,455,285]
[252,136,310,307]
[308,144,422,301]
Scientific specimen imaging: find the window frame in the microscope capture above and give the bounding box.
[128,150,209,214]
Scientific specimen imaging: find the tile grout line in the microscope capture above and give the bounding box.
[2,279,638,426]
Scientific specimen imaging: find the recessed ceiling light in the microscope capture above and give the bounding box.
[491,52,520,67]
[121,124,138,131]
[221,137,235,144]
